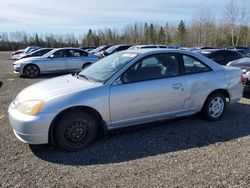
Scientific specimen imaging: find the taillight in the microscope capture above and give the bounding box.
[239,74,244,84]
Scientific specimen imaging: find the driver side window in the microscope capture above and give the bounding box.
[123,54,179,83]
[52,50,65,58]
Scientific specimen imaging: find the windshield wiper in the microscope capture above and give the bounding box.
[78,74,90,81]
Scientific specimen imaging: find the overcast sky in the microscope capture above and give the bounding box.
[0,0,236,34]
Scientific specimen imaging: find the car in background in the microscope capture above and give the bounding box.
[19,48,53,59]
[99,44,132,57]
[188,46,216,51]
[11,46,40,60]
[88,45,112,54]
[13,48,99,78]
[80,46,96,51]
[231,49,250,57]
[128,44,167,50]
[8,49,243,151]
[227,58,250,90]
[197,49,244,65]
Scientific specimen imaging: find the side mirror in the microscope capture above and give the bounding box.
[49,54,54,58]
[113,76,124,86]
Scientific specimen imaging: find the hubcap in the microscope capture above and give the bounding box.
[64,120,90,145]
[25,66,39,77]
[208,97,224,118]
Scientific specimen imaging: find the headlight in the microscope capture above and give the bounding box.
[15,100,45,115]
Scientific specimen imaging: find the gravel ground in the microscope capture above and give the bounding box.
[0,51,250,187]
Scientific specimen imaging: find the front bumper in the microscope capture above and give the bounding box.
[8,106,56,145]
[13,64,22,74]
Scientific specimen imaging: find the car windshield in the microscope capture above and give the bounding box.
[79,52,139,83]
[89,46,105,53]
[42,49,57,57]
[105,46,117,54]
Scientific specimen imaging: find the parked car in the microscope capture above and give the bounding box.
[227,58,250,90]
[13,48,99,78]
[19,48,53,59]
[8,49,243,151]
[128,44,167,50]
[188,46,216,51]
[88,45,112,54]
[231,49,250,57]
[197,49,244,65]
[11,46,40,60]
[99,44,132,57]
[80,46,96,51]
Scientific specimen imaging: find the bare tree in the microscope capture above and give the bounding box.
[225,0,239,47]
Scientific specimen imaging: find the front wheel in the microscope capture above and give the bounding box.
[55,111,98,151]
[202,93,226,121]
[23,64,40,78]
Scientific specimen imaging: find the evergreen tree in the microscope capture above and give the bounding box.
[176,20,187,46]
[157,26,166,44]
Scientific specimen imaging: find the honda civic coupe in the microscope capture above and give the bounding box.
[8,49,243,151]
[13,48,99,78]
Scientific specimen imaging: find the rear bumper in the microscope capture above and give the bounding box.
[228,84,244,104]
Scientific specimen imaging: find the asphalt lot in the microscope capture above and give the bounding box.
[0,51,250,187]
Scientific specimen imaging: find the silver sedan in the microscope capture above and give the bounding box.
[13,48,99,78]
[8,49,243,151]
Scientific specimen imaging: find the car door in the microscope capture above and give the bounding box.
[43,49,67,73]
[109,53,186,127]
[181,54,214,110]
[65,49,85,71]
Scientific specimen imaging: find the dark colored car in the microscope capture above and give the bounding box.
[20,48,53,59]
[198,49,244,65]
[231,49,250,57]
[188,46,216,51]
[100,44,132,57]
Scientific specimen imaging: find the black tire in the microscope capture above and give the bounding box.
[55,111,98,151]
[23,64,40,78]
[202,93,226,121]
[82,63,92,70]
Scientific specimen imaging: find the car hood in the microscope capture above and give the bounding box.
[228,58,250,67]
[14,57,47,65]
[16,74,102,102]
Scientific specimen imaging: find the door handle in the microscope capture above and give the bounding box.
[172,83,182,90]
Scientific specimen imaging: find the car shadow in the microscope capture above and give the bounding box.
[30,102,250,166]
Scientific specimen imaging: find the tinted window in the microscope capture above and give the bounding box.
[141,46,158,49]
[52,50,65,58]
[117,46,131,51]
[183,55,211,74]
[227,51,243,59]
[123,54,179,83]
[33,49,51,56]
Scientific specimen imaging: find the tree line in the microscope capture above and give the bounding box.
[0,0,249,51]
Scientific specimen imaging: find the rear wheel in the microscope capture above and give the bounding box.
[55,111,98,151]
[23,64,40,78]
[202,93,226,121]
